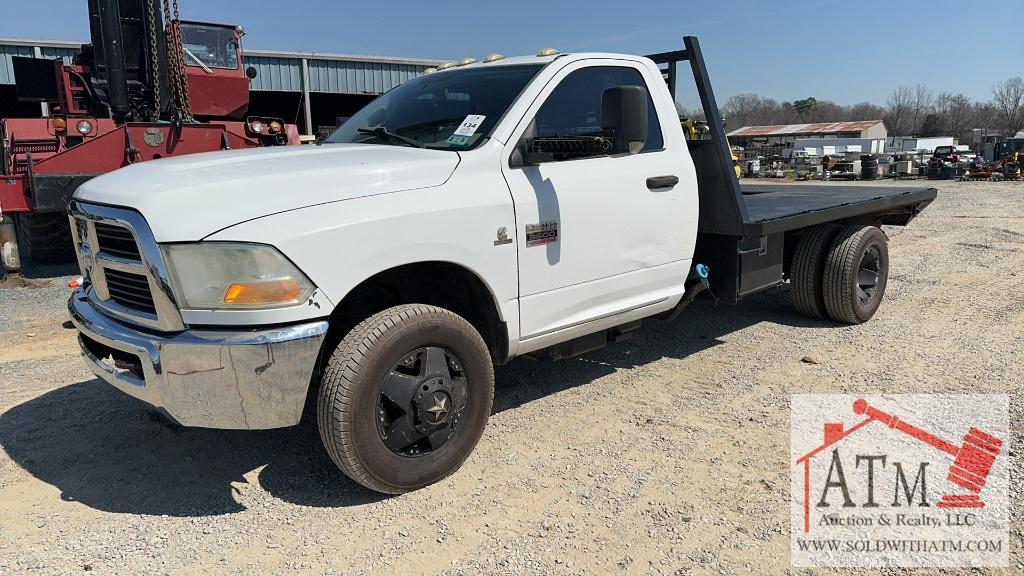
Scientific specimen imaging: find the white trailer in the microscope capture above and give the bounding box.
[793,138,885,156]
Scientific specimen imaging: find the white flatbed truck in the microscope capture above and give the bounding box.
[67,37,935,493]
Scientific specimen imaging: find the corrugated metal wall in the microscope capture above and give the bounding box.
[244,55,304,92]
[0,44,78,84]
[38,46,78,63]
[305,60,425,94]
[2,40,434,94]
[0,44,35,85]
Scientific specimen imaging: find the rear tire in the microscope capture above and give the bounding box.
[14,213,75,264]
[822,225,889,324]
[317,304,494,494]
[791,224,842,319]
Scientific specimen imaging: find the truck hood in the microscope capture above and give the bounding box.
[74,144,460,241]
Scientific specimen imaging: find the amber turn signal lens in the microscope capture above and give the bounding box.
[52,118,67,132]
[223,279,303,305]
[269,121,283,133]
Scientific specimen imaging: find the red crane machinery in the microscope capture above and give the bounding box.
[852,399,1003,509]
[0,0,299,267]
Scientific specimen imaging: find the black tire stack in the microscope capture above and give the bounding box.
[791,223,889,324]
[860,155,880,180]
[14,213,76,264]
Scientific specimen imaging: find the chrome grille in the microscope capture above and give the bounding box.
[104,268,157,314]
[94,222,142,260]
[69,202,184,332]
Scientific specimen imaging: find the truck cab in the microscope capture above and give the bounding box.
[0,0,296,269]
[66,38,935,494]
[932,145,960,163]
[177,21,252,119]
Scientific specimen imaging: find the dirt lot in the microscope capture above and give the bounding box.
[0,179,1020,575]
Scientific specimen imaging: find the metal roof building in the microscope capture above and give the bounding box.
[727,120,888,148]
[1,36,444,135]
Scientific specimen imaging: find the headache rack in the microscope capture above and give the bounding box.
[646,37,751,238]
[643,38,936,303]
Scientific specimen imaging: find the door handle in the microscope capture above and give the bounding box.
[646,175,679,189]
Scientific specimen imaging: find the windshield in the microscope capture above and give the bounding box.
[327,64,544,150]
[181,24,239,70]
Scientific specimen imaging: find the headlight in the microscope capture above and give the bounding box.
[250,120,266,134]
[76,120,94,135]
[162,243,315,310]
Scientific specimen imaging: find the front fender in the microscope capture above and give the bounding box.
[206,178,520,350]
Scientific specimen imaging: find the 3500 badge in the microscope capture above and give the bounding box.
[525,222,558,247]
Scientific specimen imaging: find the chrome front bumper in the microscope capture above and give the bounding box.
[68,289,328,429]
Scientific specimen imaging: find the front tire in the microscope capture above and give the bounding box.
[317,304,494,494]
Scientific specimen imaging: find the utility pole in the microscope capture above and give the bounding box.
[32,46,50,117]
[300,58,314,137]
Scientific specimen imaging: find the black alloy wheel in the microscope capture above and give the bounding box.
[822,225,889,324]
[856,246,881,306]
[318,304,494,494]
[376,346,469,456]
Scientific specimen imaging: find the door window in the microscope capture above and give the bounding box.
[531,66,664,158]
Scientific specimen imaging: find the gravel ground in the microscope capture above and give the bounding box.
[0,179,1020,575]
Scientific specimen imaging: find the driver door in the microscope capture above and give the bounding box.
[501,61,694,346]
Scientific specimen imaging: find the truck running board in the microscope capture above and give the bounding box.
[527,320,643,361]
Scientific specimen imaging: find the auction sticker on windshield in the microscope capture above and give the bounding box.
[447,115,486,145]
[790,394,1008,568]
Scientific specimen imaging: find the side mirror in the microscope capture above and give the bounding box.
[601,85,647,155]
[245,66,258,80]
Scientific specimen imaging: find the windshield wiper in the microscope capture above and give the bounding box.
[183,47,213,74]
[356,127,426,148]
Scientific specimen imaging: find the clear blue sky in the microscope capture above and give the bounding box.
[1,0,1013,108]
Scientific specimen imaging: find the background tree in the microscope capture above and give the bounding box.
[992,77,1024,136]
[675,101,706,121]
[844,102,885,122]
[918,114,946,137]
[885,86,914,135]
[675,74,1024,141]
[721,93,781,128]
[792,97,818,121]
[909,85,934,135]
[972,102,1001,129]
[720,93,760,128]
[934,92,973,142]
[811,100,844,123]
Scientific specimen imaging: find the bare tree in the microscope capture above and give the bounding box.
[909,85,934,135]
[934,92,972,141]
[992,77,1024,136]
[811,100,844,123]
[721,93,769,128]
[779,101,800,124]
[713,78,1022,139]
[844,102,885,122]
[885,86,914,135]
[972,102,1001,128]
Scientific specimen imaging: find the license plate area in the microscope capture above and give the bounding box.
[80,333,145,383]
